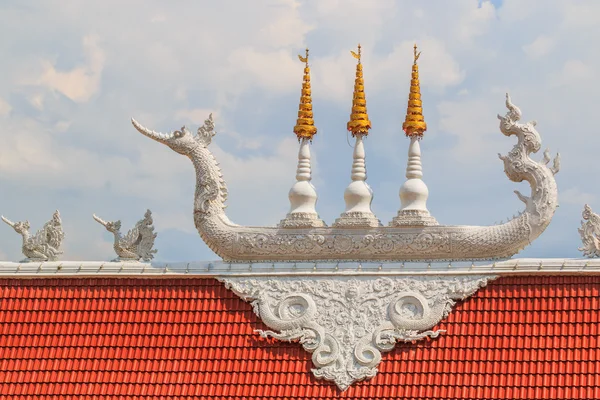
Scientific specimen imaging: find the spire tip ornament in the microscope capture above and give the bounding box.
[347,44,371,137]
[402,43,427,139]
[293,48,317,142]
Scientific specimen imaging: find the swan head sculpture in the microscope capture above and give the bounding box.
[131,114,215,157]
[1,217,30,235]
[93,214,122,234]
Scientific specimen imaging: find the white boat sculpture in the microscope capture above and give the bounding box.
[132,46,559,263]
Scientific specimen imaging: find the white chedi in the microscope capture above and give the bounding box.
[334,44,380,228]
[279,48,326,228]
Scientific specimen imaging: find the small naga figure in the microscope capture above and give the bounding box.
[1,210,65,262]
[578,204,600,258]
[93,209,158,261]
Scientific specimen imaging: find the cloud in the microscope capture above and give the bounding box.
[436,96,504,164]
[523,35,555,59]
[454,0,496,41]
[37,35,105,103]
[224,48,301,95]
[560,187,597,206]
[175,108,216,126]
[0,97,11,116]
[551,60,596,87]
[212,137,299,225]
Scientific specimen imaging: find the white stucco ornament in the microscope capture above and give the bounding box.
[1,210,64,262]
[578,204,600,257]
[93,209,158,261]
[221,274,494,390]
[132,94,560,262]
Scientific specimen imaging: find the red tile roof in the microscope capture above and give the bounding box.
[0,276,599,399]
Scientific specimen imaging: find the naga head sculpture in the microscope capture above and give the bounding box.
[131,114,215,157]
[93,214,122,233]
[582,204,594,220]
[142,209,153,225]
[1,217,30,235]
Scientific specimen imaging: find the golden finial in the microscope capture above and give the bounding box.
[293,48,317,141]
[413,43,421,63]
[350,44,361,62]
[347,44,371,136]
[402,43,427,138]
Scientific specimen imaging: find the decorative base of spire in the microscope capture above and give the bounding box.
[279,211,326,228]
[333,210,381,228]
[390,209,438,227]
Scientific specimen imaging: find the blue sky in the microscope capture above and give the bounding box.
[0,0,599,262]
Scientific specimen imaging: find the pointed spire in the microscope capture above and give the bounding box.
[402,44,427,139]
[293,48,317,142]
[347,44,371,137]
[390,43,438,227]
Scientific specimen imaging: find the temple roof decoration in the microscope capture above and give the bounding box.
[347,44,371,137]
[131,93,560,262]
[293,48,317,142]
[402,44,427,138]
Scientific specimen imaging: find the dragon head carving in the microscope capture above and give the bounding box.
[131,114,215,157]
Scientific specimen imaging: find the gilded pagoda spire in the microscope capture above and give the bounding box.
[402,44,427,138]
[293,48,317,142]
[279,48,325,229]
[347,44,371,137]
[334,44,380,228]
[391,43,438,227]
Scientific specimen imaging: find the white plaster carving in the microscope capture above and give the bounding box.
[1,210,64,262]
[93,209,157,261]
[333,133,381,228]
[131,94,559,262]
[391,136,438,227]
[221,275,494,390]
[578,204,600,257]
[279,138,326,228]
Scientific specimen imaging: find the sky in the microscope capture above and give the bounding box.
[0,0,599,262]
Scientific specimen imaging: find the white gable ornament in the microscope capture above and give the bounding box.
[221,274,494,390]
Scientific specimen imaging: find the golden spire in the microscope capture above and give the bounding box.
[402,43,427,138]
[347,44,371,137]
[293,48,317,142]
